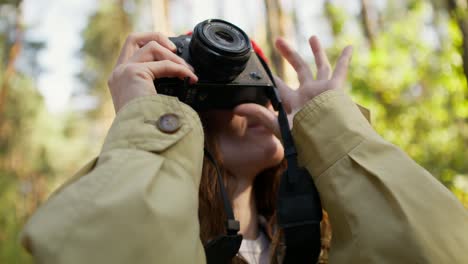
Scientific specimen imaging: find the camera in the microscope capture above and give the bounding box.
[154,19,276,110]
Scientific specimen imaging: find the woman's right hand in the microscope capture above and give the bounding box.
[107,32,198,113]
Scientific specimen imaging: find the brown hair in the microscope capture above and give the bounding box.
[197,112,330,263]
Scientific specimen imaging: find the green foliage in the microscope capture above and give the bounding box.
[0,1,97,262]
[0,65,95,264]
[326,0,468,205]
[79,1,133,118]
[0,0,21,7]
[324,2,346,36]
[0,75,44,262]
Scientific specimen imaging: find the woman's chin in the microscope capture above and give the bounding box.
[260,137,285,166]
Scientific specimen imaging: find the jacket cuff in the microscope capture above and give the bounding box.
[101,95,204,154]
[291,89,378,178]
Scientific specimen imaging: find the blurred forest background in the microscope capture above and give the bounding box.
[1,0,467,262]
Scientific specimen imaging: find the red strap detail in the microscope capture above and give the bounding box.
[250,40,268,64]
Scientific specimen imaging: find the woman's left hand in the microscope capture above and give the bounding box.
[233,36,353,137]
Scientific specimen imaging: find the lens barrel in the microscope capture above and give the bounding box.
[189,19,252,82]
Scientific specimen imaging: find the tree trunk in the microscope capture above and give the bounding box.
[0,1,23,126]
[151,0,172,35]
[360,0,378,49]
[264,0,286,79]
[291,0,302,52]
[448,0,468,85]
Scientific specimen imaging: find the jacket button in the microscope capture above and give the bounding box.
[156,113,181,134]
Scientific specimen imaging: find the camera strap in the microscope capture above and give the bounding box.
[276,103,322,263]
[259,54,323,263]
[203,148,243,263]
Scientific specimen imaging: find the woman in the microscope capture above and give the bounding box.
[21,31,468,264]
[196,34,344,263]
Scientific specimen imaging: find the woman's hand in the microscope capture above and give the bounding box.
[233,36,352,137]
[107,32,198,113]
[274,36,353,117]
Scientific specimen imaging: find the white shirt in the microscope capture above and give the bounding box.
[238,231,271,264]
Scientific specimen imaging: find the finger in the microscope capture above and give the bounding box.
[275,37,313,84]
[273,76,294,114]
[332,45,353,82]
[309,36,332,80]
[127,41,194,71]
[233,103,280,138]
[142,60,198,83]
[117,32,177,65]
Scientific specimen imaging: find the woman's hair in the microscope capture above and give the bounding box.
[197,109,331,263]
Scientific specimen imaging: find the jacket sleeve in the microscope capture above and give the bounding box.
[291,89,468,263]
[20,95,206,264]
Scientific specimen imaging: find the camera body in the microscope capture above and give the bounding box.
[154,19,275,111]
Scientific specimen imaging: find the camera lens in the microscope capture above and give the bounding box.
[189,19,252,82]
[214,31,234,44]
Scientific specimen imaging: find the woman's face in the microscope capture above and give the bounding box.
[209,105,284,180]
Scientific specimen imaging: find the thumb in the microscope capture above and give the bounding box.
[233,103,280,138]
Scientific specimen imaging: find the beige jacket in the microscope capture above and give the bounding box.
[21,90,468,263]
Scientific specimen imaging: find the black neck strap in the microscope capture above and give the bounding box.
[203,148,240,236]
[259,54,323,263]
[203,148,243,264]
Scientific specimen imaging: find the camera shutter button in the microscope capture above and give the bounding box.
[156,113,181,134]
